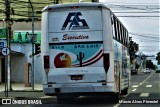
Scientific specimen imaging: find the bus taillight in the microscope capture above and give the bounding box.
[44,55,50,69]
[103,53,110,73]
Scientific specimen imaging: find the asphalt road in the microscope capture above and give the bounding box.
[0,71,159,107]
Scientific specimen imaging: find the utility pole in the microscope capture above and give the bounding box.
[29,0,35,90]
[5,0,12,93]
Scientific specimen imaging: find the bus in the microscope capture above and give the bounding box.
[41,2,130,103]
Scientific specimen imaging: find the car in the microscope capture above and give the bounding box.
[143,68,151,74]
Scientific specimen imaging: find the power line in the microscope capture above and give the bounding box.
[11,0,54,4]
[133,39,160,42]
[109,5,159,11]
[114,11,160,13]
[129,32,159,36]
[122,17,159,20]
[105,2,159,6]
[117,16,160,17]
[139,46,160,47]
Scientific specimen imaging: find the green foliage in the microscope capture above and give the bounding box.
[146,60,157,70]
[156,52,160,65]
[129,37,139,63]
[135,62,140,69]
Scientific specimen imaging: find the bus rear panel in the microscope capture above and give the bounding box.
[41,3,130,99]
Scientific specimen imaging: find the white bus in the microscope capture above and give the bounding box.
[41,3,130,103]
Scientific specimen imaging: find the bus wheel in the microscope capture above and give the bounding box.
[121,88,128,95]
[57,95,75,104]
[57,96,64,104]
[113,93,120,102]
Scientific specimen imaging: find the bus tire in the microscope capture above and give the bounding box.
[57,95,75,104]
[121,88,128,95]
[113,93,120,102]
[57,96,64,104]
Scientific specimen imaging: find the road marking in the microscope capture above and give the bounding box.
[132,88,137,92]
[113,102,121,107]
[113,93,131,107]
[40,96,53,99]
[140,93,149,97]
[132,85,139,88]
[79,96,87,98]
[146,85,152,87]
[139,72,154,86]
[114,72,153,107]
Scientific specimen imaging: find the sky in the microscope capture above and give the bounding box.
[99,0,160,56]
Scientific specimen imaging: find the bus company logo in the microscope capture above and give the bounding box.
[61,12,89,30]
[54,53,72,68]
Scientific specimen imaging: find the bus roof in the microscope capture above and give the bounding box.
[42,2,110,12]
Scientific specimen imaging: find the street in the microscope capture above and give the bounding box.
[0,71,159,107]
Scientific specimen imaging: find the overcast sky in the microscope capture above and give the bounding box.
[99,0,159,56]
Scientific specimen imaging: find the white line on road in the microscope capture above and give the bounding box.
[139,72,154,86]
[132,88,137,92]
[113,93,131,107]
[113,102,121,107]
[114,71,154,107]
[40,96,53,99]
[146,85,152,87]
[132,85,139,88]
[140,93,149,97]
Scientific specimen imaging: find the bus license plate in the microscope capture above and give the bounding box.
[71,75,83,80]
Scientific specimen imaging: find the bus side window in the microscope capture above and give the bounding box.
[127,32,129,46]
[123,29,125,46]
[122,27,126,45]
[117,22,121,42]
[113,16,118,40]
[111,16,116,39]
[124,29,127,46]
[120,25,124,44]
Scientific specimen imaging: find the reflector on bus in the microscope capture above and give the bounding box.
[44,55,50,69]
[70,6,79,9]
[103,53,110,73]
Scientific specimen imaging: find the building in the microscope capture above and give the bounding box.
[0,21,43,84]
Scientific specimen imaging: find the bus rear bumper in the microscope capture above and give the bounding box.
[43,83,115,95]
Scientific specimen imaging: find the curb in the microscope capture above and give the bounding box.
[0,90,43,92]
[12,90,43,92]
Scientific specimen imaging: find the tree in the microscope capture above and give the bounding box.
[129,37,139,62]
[146,60,157,70]
[156,52,160,65]
[146,60,153,69]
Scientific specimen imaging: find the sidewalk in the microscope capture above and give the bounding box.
[0,83,43,92]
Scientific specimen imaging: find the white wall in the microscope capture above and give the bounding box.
[11,54,26,82]
[11,43,43,83]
